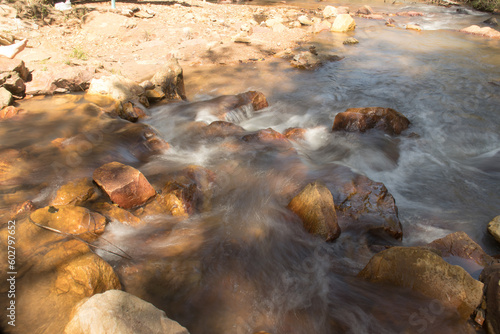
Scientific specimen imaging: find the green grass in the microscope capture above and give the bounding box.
[69,46,88,61]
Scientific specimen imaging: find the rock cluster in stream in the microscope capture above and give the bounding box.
[1,55,500,334]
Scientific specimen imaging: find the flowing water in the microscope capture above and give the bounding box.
[2,1,500,333]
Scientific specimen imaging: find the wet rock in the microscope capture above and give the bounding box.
[113,123,170,162]
[426,231,497,267]
[283,127,307,141]
[479,264,500,334]
[0,71,25,97]
[312,20,332,33]
[343,37,359,45]
[0,105,21,120]
[64,290,190,334]
[92,202,143,227]
[26,66,95,95]
[358,247,484,319]
[330,14,356,33]
[330,170,403,240]
[150,58,186,101]
[298,15,313,26]
[119,100,148,122]
[242,128,292,148]
[134,192,188,217]
[396,11,425,17]
[356,5,374,15]
[145,87,166,102]
[406,24,422,31]
[50,177,100,206]
[202,121,245,138]
[30,205,106,242]
[0,86,12,108]
[363,14,385,20]
[484,17,498,27]
[93,162,157,209]
[0,148,28,191]
[88,75,145,102]
[460,25,500,39]
[290,50,343,70]
[488,215,500,244]
[332,107,410,135]
[323,6,338,18]
[0,58,29,81]
[288,181,341,241]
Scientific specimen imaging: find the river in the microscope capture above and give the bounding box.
[3,1,500,333]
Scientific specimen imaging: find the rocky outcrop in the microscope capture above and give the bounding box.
[30,205,106,242]
[64,290,190,334]
[330,14,356,33]
[459,25,500,39]
[288,181,341,241]
[487,215,500,244]
[150,58,186,101]
[50,177,100,206]
[358,247,484,319]
[93,162,157,209]
[332,107,410,135]
[479,264,500,334]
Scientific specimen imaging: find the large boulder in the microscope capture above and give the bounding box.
[26,66,95,95]
[50,177,100,206]
[29,205,106,242]
[332,107,410,135]
[87,75,145,102]
[64,290,189,334]
[487,215,500,244]
[0,58,29,81]
[288,181,341,241]
[479,264,500,334]
[358,247,484,319]
[93,162,157,209]
[330,14,356,33]
[150,58,186,101]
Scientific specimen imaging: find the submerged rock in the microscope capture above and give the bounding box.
[332,107,410,135]
[487,215,500,244]
[288,181,341,241]
[93,162,156,209]
[92,202,143,227]
[0,105,21,120]
[459,25,500,39]
[479,264,500,334]
[290,50,343,70]
[484,17,498,27]
[283,127,307,141]
[64,290,190,334]
[50,177,100,206]
[330,14,356,33]
[358,247,484,319]
[202,121,245,138]
[343,37,359,45]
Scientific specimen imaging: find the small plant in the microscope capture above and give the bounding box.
[69,46,88,60]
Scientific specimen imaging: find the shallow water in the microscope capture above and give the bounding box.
[3,1,500,333]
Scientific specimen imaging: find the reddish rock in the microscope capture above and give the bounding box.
[50,177,100,206]
[93,162,156,209]
[356,5,374,15]
[0,57,29,81]
[0,105,22,120]
[332,107,410,135]
[363,14,385,20]
[242,128,293,149]
[288,181,341,241]
[283,127,307,141]
[114,123,170,161]
[202,121,245,138]
[479,264,500,334]
[119,100,148,122]
[396,11,425,16]
[459,25,500,39]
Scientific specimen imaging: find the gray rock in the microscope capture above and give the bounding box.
[64,290,189,334]
[0,86,12,108]
[358,247,484,319]
[484,17,498,27]
[150,58,186,101]
[487,215,500,244]
[0,71,25,96]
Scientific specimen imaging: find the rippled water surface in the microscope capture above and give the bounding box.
[3,1,500,333]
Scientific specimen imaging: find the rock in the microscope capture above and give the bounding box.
[343,37,359,45]
[134,191,188,217]
[406,24,422,31]
[288,181,341,241]
[426,231,497,267]
[385,18,396,27]
[312,20,332,33]
[233,35,252,44]
[26,66,95,95]
[358,247,484,319]
[64,290,190,334]
[265,17,283,27]
[113,122,170,161]
[396,11,425,17]
[202,121,245,138]
[119,100,148,122]
[150,58,186,101]
[0,58,29,81]
[283,127,307,141]
[460,25,500,39]
[0,86,12,108]
[30,205,106,242]
[272,23,288,33]
[145,87,166,102]
[50,177,100,206]
[484,17,498,27]
[487,215,500,244]
[298,15,313,26]
[479,264,500,334]
[0,105,21,120]
[92,202,143,227]
[332,107,410,135]
[329,169,403,240]
[290,50,343,70]
[242,128,292,148]
[88,75,145,102]
[337,6,350,14]
[330,14,356,33]
[356,5,374,15]
[363,14,385,20]
[93,162,157,209]
[323,6,338,18]
[0,71,25,96]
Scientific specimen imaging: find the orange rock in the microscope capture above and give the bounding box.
[332,107,410,135]
[0,106,22,120]
[459,25,500,39]
[202,121,245,138]
[50,177,100,206]
[93,162,156,209]
[283,127,307,141]
[92,202,143,227]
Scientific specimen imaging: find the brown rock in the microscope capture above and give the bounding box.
[50,177,100,206]
[331,14,356,33]
[150,58,187,101]
[30,205,106,242]
[283,127,307,141]
[358,247,484,319]
[488,215,500,244]
[92,202,143,227]
[0,71,25,96]
[290,51,344,70]
[25,66,95,95]
[202,121,245,138]
[119,101,148,122]
[460,25,500,39]
[356,5,374,15]
[332,107,410,135]
[0,57,29,81]
[406,24,422,31]
[288,181,341,241]
[396,11,425,16]
[145,87,166,102]
[0,105,21,120]
[479,264,500,334]
[93,162,156,209]
[113,122,170,161]
[135,192,188,217]
[0,86,12,108]
[426,231,497,267]
[242,128,293,149]
[87,75,145,102]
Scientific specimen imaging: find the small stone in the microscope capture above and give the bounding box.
[484,17,498,27]
[356,5,374,15]
[323,6,338,18]
[343,37,359,45]
[331,14,356,33]
[184,12,194,20]
[487,215,500,244]
[0,87,12,108]
[406,24,422,31]
[233,36,252,44]
[298,15,313,26]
